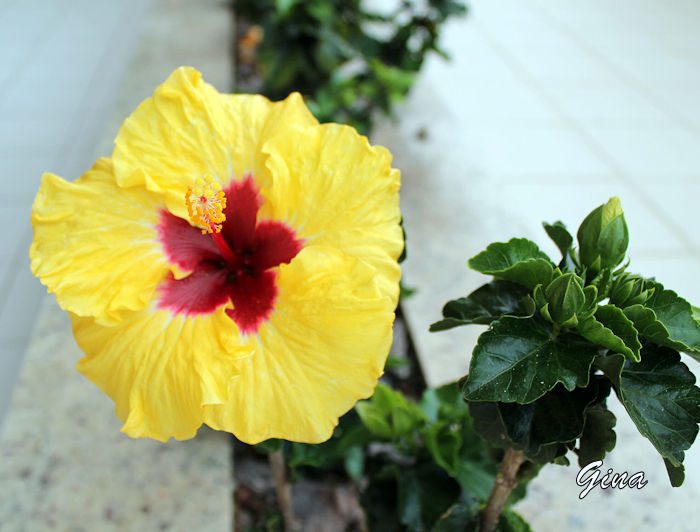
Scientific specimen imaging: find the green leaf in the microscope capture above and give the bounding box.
[625,282,700,360]
[431,506,532,532]
[344,445,364,480]
[599,346,700,483]
[453,459,498,504]
[385,354,410,371]
[274,0,297,18]
[430,280,532,331]
[664,458,685,488]
[361,462,460,532]
[395,463,461,531]
[420,383,471,424]
[578,304,641,361]
[287,411,374,473]
[589,268,613,302]
[463,317,598,404]
[356,384,425,438]
[431,503,478,532]
[469,382,601,463]
[497,509,534,532]
[422,422,461,476]
[577,406,616,467]
[399,280,416,299]
[692,305,700,321]
[543,221,573,260]
[255,438,283,453]
[468,238,554,289]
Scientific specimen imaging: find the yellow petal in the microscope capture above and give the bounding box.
[112,66,317,219]
[259,123,403,299]
[73,305,251,442]
[204,245,398,444]
[30,158,169,325]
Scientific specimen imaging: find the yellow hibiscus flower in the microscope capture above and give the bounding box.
[30,67,402,444]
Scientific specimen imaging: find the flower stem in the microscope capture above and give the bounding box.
[268,449,296,532]
[478,448,527,532]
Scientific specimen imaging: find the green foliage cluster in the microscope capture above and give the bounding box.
[261,382,531,531]
[432,198,700,487]
[235,0,466,134]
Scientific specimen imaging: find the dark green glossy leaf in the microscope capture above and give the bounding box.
[430,280,532,331]
[577,406,616,467]
[468,238,554,289]
[599,346,700,483]
[469,382,601,463]
[463,317,598,404]
[578,304,641,361]
[543,220,573,260]
[625,282,700,360]
[664,458,685,488]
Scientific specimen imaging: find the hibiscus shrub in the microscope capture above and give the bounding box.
[267,382,532,531]
[432,197,700,530]
[234,0,467,134]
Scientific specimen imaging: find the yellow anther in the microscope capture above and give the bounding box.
[185,175,227,234]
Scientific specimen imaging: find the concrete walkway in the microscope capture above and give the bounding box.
[0,0,151,429]
[0,1,235,530]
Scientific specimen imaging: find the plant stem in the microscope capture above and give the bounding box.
[551,323,561,339]
[478,448,527,532]
[268,450,296,532]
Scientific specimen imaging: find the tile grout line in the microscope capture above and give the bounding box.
[587,0,700,74]
[471,20,700,262]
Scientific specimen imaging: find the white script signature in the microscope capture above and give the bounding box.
[576,460,648,499]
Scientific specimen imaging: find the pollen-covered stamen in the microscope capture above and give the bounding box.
[186,175,227,234]
[185,176,240,267]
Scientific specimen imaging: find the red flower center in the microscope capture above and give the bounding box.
[157,176,303,334]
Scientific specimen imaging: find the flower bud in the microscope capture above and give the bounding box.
[609,273,654,308]
[577,197,629,274]
[543,273,585,326]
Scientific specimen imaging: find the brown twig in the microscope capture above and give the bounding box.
[478,448,527,532]
[268,449,297,532]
